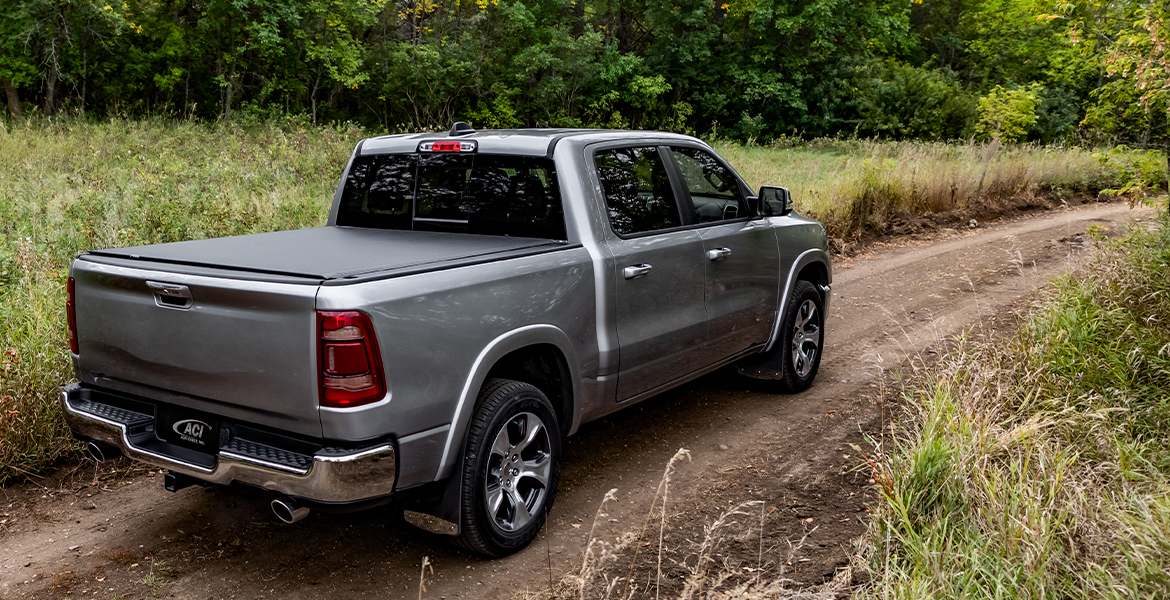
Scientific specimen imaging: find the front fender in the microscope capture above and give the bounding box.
[765,248,833,352]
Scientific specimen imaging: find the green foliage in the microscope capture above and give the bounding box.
[975,85,1042,141]
[849,59,976,140]
[0,0,1165,146]
[1093,146,1169,199]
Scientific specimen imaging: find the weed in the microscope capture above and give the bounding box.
[858,213,1170,599]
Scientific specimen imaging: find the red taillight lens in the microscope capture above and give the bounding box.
[317,311,385,408]
[66,277,78,354]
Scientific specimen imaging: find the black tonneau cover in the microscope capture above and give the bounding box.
[83,227,566,285]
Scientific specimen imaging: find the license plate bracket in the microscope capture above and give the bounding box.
[161,407,220,453]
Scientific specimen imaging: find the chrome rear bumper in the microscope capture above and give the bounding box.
[61,383,396,503]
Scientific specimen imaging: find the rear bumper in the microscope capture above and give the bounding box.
[61,383,397,504]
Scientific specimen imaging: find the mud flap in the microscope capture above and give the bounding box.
[401,453,464,536]
[735,346,787,380]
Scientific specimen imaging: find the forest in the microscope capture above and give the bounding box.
[0,0,1167,144]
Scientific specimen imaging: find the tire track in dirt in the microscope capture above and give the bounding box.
[0,200,1154,600]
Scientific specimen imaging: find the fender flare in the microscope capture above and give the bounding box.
[764,248,833,353]
[434,324,580,481]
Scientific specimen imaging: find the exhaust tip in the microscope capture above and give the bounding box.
[84,441,120,463]
[271,497,310,524]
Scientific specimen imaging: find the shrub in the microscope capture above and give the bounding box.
[975,85,1041,141]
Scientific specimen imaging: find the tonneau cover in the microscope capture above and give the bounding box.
[84,227,564,283]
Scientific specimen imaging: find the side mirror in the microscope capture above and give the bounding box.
[758,186,792,216]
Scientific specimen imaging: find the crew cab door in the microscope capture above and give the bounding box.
[666,146,780,359]
[594,145,709,402]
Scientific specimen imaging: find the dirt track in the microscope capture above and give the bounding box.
[0,200,1157,600]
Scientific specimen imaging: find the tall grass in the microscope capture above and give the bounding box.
[0,118,357,483]
[0,118,1160,484]
[718,140,1167,242]
[859,214,1170,598]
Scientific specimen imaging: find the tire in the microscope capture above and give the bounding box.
[775,280,824,393]
[454,379,561,556]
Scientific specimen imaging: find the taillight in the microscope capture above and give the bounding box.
[317,311,385,408]
[66,277,78,354]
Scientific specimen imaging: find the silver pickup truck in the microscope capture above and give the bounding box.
[62,126,831,556]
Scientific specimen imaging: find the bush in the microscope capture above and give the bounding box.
[850,60,976,141]
[975,85,1041,141]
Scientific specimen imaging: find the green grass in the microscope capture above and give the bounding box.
[860,213,1170,599]
[0,118,1163,485]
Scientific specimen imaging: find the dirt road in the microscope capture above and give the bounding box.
[0,200,1155,600]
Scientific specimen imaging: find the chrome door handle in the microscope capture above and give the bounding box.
[706,247,732,261]
[622,264,653,280]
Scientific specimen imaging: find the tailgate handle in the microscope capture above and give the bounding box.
[147,281,192,310]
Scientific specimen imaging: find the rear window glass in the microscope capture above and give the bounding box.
[337,153,567,240]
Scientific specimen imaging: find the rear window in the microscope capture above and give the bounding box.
[337,153,567,240]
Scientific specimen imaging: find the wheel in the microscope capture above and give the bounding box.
[454,379,561,556]
[776,280,824,392]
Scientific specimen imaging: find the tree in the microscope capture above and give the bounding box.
[1104,2,1170,203]
[975,84,1041,140]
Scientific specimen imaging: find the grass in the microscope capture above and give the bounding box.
[0,118,357,483]
[717,138,1167,243]
[858,212,1170,598]
[0,117,1163,485]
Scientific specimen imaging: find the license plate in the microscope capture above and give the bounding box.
[162,407,220,453]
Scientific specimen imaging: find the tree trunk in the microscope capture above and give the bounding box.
[617,8,633,53]
[2,78,20,118]
[45,68,57,115]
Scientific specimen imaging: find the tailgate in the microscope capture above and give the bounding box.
[71,258,323,437]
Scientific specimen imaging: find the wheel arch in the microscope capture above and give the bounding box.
[765,249,832,353]
[435,325,579,482]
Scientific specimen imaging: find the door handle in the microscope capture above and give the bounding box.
[622,264,653,280]
[706,247,732,261]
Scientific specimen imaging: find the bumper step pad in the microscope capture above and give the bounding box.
[220,438,312,473]
[71,397,152,427]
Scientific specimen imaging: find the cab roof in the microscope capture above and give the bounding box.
[357,128,699,157]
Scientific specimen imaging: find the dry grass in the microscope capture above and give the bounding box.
[856,213,1170,599]
[717,139,1166,244]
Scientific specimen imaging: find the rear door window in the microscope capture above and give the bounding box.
[594,146,682,236]
[337,153,567,240]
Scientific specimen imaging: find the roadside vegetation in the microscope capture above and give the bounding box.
[0,118,1164,486]
[859,210,1170,598]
